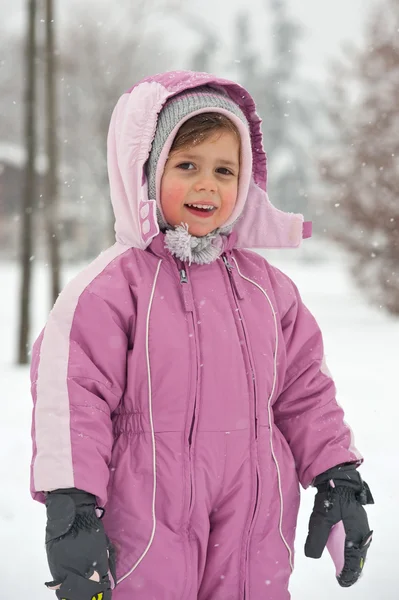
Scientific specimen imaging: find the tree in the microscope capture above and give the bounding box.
[260,0,311,214]
[57,0,170,258]
[0,33,24,145]
[231,2,321,216]
[319,0,399,315]
[18,0,37,365]
[177,9,218,73]
[231,12,259,92]
[44,0,61,304]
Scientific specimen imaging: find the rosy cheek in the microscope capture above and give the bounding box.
[162,180,186,206]
[224,189,238,209]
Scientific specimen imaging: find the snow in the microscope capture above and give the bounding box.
[0,254,397,599]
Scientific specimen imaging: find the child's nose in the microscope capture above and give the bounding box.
[193,175,217,193]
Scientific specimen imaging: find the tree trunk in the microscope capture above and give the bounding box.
[45,0,61,305]
[17,0,37,365]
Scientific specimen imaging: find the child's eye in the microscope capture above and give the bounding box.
[217,167,234,176]
[177,162,195,170]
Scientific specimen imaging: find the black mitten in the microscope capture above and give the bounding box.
[45,488,116,600]
[305,464,374,587]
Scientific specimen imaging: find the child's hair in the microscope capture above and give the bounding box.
[170,112,240,153]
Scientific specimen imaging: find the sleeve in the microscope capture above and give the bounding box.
[30,285,129,507]
[273,279,362,489]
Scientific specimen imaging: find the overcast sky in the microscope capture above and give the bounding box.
[4,0,376,83]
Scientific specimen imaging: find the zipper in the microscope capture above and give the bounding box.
[223,254,258,438]
[180,268,188,283]
[223,255,245,299]
[178,264,199,516]
[179,267,193,312]
[222,255,233,270]
[222,253,260,598]
[178,263,197,599]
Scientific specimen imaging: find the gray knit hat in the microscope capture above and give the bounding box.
[146,86,249,203]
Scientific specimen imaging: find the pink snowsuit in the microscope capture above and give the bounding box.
[30,71,361,599]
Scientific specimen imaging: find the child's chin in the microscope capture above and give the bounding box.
[186,220,217,237]
[189,225,214,237]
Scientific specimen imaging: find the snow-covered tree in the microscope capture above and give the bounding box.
[263,0,323,215]
[231,12,258,91]
[320,0,399,315]
[58,0,170,259]
[232,1,320,216]
[176,9,218,73]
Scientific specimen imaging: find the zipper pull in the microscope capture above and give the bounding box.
[222,255,233,270]
[179,268,194,312]
[223,254,245,300]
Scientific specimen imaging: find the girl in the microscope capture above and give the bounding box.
[30,71,373,600]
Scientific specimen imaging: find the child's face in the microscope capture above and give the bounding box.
[160,130,240,237]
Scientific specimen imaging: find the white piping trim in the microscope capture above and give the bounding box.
[231,257,294,572]
[117,259,162,584]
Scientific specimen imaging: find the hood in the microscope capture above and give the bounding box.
[107,70,312,250]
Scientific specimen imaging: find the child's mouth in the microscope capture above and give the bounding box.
[185,203,217,218]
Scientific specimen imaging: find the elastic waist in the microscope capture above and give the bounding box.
[112,411,145,435]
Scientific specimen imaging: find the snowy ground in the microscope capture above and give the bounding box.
[1,253,397,599]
